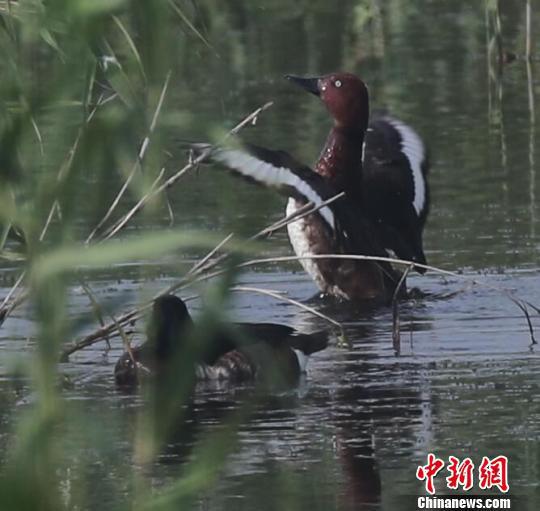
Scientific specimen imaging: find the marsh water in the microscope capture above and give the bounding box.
[1,1,540,510]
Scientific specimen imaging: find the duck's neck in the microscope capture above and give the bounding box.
[315,125,365,193]
[154,318,191,360]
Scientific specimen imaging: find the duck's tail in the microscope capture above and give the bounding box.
[288,330,329,373]
[288,330,329,355]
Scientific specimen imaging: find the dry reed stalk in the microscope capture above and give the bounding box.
[181,192,346,284]
[526,0,532,61]
[78,279,111,350]
[86,72,172,243]
[100,167,167,241]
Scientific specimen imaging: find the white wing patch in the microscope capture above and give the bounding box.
[293,349,309,372]
[213,149,335,230]
[385,117,427,216]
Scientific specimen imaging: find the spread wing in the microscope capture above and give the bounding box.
[197,142,395,277]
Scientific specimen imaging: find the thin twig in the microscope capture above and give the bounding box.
[58,93,104,182]
[110,312,134,358]
[185,192,346,284]
[186,233,234,276]
[39,201,60,242]
[254,192,346,238]
[231,285,343,331]
[91,101,274,243]
[101,167,166,241]
[0,288,29,326]
[60,308,143,359]
[0,271,25,311]
[60,294,199,359]
[167,0,219,57]
[178,193,347,290]
[165,190,175,226]
[30,116,44,156]
[59,248,540,358]
[188,254,539,342]
[112,15,147,82]
[515,300,537,345]
[227,102,274,136]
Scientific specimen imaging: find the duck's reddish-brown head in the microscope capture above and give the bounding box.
[285,72,369,131]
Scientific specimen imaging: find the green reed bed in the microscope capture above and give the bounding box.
[0,2,278,509]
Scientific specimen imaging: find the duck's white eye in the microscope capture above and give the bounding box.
[334,80,342,88]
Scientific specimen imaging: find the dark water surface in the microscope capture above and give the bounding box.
[1,1,540,510]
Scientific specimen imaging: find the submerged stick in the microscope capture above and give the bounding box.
[392,265,413,355]
[526,0,532,61]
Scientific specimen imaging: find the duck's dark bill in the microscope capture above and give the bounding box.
[285,75,320,96]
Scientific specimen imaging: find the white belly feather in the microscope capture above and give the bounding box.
[286,198,327,292]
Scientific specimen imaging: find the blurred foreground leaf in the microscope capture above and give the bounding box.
[32,230,254,281]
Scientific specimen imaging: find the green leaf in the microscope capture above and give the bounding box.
[73,0,127,16]
[31,230,254,282]
[112,15,147,82]
[167,0,218,56]
[39,28,63,57]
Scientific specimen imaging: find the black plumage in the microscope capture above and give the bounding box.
[114,295,329,388]
[363,115,429,271]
